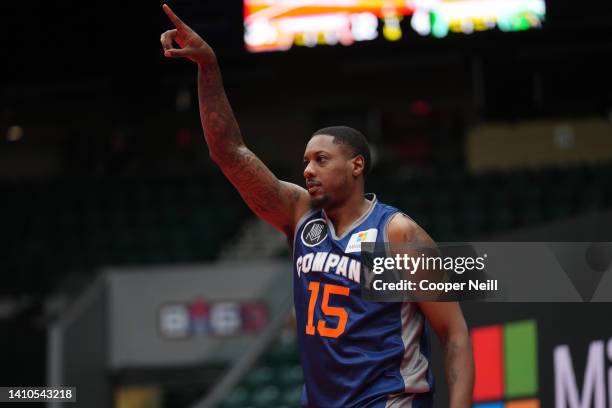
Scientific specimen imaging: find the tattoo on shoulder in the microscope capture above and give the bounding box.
[394,212,435,246]
[413,226,432,244]
[225,151,279,211]
[290,187,301,203]
[222,149,303,223]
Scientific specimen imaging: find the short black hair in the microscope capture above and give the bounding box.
[312,126,371,174]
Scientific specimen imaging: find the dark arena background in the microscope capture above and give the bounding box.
[2,1,612,407]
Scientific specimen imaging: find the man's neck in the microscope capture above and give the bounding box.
[324,191,372,237]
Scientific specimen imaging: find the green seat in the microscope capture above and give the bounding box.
[488,206,514,232]
[430,210,456,241]
[576,186,604,212]
[517,205,543,227]
[243,366,275,390]
[409,211,430,231]
[280,385,302,406]
[431,190,454,212]
[219,386,249,408]
[250,385,281,407]
[460,207,486,239]
[265,342,299,366]
[459,189,483,211]
[487,188,512,209]
[276,365,303,388]
[517,183,543,206]
[547,205,571,221]
[397,194,425,213]
[507,170,531,192]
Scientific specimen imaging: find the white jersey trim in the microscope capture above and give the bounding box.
[322,193,378,240]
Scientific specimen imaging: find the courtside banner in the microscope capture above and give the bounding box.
[359,242,612,302]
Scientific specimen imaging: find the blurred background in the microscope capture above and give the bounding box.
[2,0,612,407]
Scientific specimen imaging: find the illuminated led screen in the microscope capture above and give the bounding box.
[244,0,546,52]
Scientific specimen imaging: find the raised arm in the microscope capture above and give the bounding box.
[160,4,309,236]
[386,214,474,408]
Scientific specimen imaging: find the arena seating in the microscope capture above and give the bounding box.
[2,162,610,297]
[375,162,612,241]
[0,177,249,295]
[1,162,609,291]
[215,340,302,408]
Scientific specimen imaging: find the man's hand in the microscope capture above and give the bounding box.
[161,4,215,65]
[160,5,309,236]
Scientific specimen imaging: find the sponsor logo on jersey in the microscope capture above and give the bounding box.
[345,228,378,253]
[296,251,361,284]
[301,218,328,247]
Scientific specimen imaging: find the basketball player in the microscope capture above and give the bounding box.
[161,4,474,407]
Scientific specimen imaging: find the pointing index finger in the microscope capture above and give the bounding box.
[163,4,185,28]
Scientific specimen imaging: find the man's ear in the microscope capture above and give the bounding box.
[351,155,365,177]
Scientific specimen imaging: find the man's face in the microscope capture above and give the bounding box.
[303,134,358,209]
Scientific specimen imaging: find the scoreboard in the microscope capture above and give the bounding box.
[244,0,546,52]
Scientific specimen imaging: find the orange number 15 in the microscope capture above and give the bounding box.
[306,282,350,338]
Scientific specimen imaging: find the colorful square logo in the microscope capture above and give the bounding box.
[472,320,539,408]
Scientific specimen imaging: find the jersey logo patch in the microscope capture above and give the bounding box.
[345,228,378,253]
[301,218,328,247]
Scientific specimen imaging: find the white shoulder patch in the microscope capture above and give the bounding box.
[345,228,378,253]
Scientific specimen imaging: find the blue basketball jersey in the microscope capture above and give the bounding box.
[292,194,434,408]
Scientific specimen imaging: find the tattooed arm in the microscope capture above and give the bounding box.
[195,62,310,235]
[160,5,309,236]
[419,301,474,408]
[387,214,474,408]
